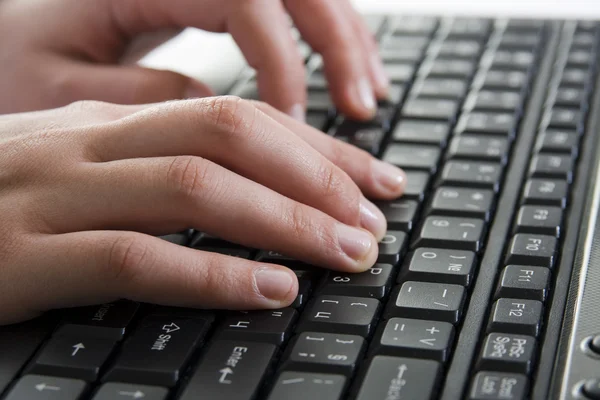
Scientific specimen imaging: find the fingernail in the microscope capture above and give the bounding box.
[356,77,377,114]
[360,198,387,240]
[372,159,407,195]
[255,267,295,301]
[370,53,390,95]
[336,223,376,265]
[288,103,306,122]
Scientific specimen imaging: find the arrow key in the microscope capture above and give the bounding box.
[93,382,168,400]
[4,374,87,400]
[27,336,116,381]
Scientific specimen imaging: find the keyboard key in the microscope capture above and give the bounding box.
[378,200,419,232]
[267,372,346,400]
[382,144,441,173]
[490,50,536,70]
[402,98,459,121]
[440,161,503,191]
[499,33,540,50]
[0,317,55,394]
[482,70,529,91]
[296,295,380,337]
[92,383,168,400]
[28,336,116,381]
[306,111,329,132]
[403,170,431,200]
[383,36,431,51]
[386,281,466,324]
[392,120,451,145]
[398,248,476,286]
[281,332,365,376]
[553,86,588,109]
[523,179,569,207]
[547,107,584,131]
[387,83,406,104]
[429,187,494,220]
[413,216,486,252]
[307,90,334,112]
[567,49,594,68]
[464,90,523,112]
[561,67,591,86]
[179,340,276,400]
[455,112,518,137]
[4,375,87,400]
[505,234,557,268]
[469,371,528,400]
[333,121,386,155]
[535,130,580,155]
[383,63,416,83]
[495,266,550,301]
[427,59,475,79]
[447,18,492,38]
[380,48,424,63]
[506,19,544,32]
[55,301,139,341]
[217,308,297,345]
[291,274,313,309]
[388,16,439,35]
[487,298,543,336]
[378,231,408,265]
[438,40,482,58]
[355,356,440,400]
[104,315,211,387]
[307,70,327,89]
[413,78,468,99]
[362,15,386,35]
[371,318,454,361]
[448,135,509,162]
[477,333,536,374]
[320,264,394,299]
[515,205,562,236]
[529,154,574,181]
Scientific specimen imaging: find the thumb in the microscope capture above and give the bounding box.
[64,64,214,105]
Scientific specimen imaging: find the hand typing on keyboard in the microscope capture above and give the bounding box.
[0,0,388,120]
[0,98,406,325]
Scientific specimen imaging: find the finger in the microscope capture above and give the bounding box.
[349,10,389,99]
[225,0,307,118]
[53,155,379,273]
[89,97,386,238]
[285,0,377,120]
[55,63,213,106]
[4,231,297,324]
[251,101,406,199]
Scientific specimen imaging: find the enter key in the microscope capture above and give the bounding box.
[179,340,277,400]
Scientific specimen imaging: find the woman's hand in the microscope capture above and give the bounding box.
[0,97,406,325]
[0,0,388,119]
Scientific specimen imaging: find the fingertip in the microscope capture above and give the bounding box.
[369,53,390,99]
[254,265,298,306]
[371,159,407,198]
[287,103,306,123]
[335,224,379,272]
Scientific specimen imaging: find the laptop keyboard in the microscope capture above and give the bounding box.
[1,16,599,400]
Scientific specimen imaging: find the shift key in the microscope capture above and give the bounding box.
[103,315,211,387]
[179,340,277,400]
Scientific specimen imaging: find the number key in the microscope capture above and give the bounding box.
[296,296,380,337]
[320,264,394,299]
[429,187,494,220]
[378,231,408,265]
[383,144,442,173]
[448,135,509,162]
[412,216,485,252]
[440,161,503,191]
[281,332,365,376]
[398,248,476,286]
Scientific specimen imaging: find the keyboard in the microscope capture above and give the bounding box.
[2,15,600,400]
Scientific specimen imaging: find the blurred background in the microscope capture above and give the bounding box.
[137,0,600,95]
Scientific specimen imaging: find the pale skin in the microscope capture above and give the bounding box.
[0,0,405,325]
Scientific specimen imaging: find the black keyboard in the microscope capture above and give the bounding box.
[2,15,600,400]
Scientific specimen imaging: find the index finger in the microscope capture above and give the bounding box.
[226,0,307,119]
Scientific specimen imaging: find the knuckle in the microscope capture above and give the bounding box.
[319,162,360,212]
[166,156,211,200]
[287,202,315,241]
[203,96,257,140]
[107,235,151,283]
